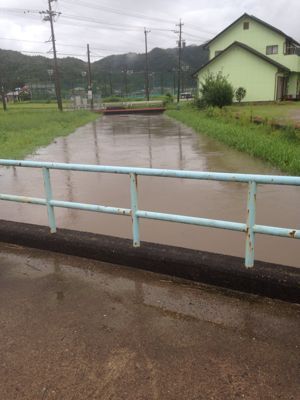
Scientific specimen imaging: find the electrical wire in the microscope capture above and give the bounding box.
[59,2,213,38]
[60,0,178,25]
[0,7,40,14]
[60,14,209,43]
[0,36,113,52]
[0,37,48,45]
[0,7,209,58]
[1,49,103,58]
[0,7,211,42]
[61,14,146,31]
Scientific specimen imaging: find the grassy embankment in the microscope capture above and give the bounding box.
[226,102,300,121]
[166,104,300,176]
[0,105,98,159]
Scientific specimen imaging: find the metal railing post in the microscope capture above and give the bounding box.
[245,181,257,267]
[42,167,57,233]
[0,160,299,268]
[130,173,140,247]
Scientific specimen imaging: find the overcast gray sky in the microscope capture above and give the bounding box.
[0,0,299,60]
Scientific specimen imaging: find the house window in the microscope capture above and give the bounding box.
[266,45,278,55]
[243,21,249,30]
[284,40,296,55]
[215,50,222,56]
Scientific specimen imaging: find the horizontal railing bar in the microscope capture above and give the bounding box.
[0,159,299,186]
[0,194,299,239]
[50,200,131,216]
[136,210,247,232]
[0,194,46,205]
[254,225,300,239]
[0,194,131,216]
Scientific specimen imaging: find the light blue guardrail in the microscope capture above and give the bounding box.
[0,159,299,268]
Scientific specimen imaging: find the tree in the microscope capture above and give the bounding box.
[235,87,247,103]
[199,71,234,108]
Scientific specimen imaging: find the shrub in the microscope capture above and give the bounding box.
[163,93,174,105]
[193,97,206,109]
[235,87,247,103]
[205,106,220,118]
[103,96,123,102]
[199,72,234,108]
[19,91,31,101]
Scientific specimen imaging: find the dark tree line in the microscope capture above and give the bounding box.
[0,44,208,96]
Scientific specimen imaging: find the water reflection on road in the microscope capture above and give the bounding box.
[0,114,299,267]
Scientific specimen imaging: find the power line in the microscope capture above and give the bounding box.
[183,32,210,41]
[0,7,169,34]
[0,32,206,61]
[61,14,209,40]
[0,7,40,14]
[61,13,176,33]
[0,8,142,31]
[183,23,216,36]
[61,14,144,31]
[0,6,211,64]
[149,30,181,42]
[0,37,107,53]
[60,0,177,25]
[3,49,102,58]
[59,1,215,37]
[0,37,48,45]
[0,7,212,42]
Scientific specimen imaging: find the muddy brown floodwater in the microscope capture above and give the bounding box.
[0,114,299,267]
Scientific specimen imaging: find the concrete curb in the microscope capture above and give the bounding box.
[0,220,299,303]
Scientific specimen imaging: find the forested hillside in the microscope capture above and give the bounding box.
[0,44,208,95]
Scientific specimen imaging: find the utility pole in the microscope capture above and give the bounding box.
[43,0,63,111]
[182,65,190,93]
[1,83,7,111]
[122,66,128,98]
[170,68,176,96]
[144,28,150,101]
[160,72,164,95]
[87,44,94,110]
[176,19,184,103]
[108,72,113,96]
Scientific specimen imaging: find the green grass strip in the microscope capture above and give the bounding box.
[166,107,300,176]
[0,110,99,159]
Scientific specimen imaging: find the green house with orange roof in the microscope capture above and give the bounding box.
[194,13,300,102]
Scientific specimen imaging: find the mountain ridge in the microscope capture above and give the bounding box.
[0,44,209,94]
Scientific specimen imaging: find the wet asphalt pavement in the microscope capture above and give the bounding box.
[0,243,299,399]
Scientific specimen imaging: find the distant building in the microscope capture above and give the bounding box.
[194,14,300,102]
[27,82,55,100]
[6,91,20,102]
[6,86,31,102]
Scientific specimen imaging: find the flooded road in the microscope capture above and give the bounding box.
[0,114,299,267]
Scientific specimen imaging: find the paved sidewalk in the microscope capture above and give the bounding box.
[0,243,299,399]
